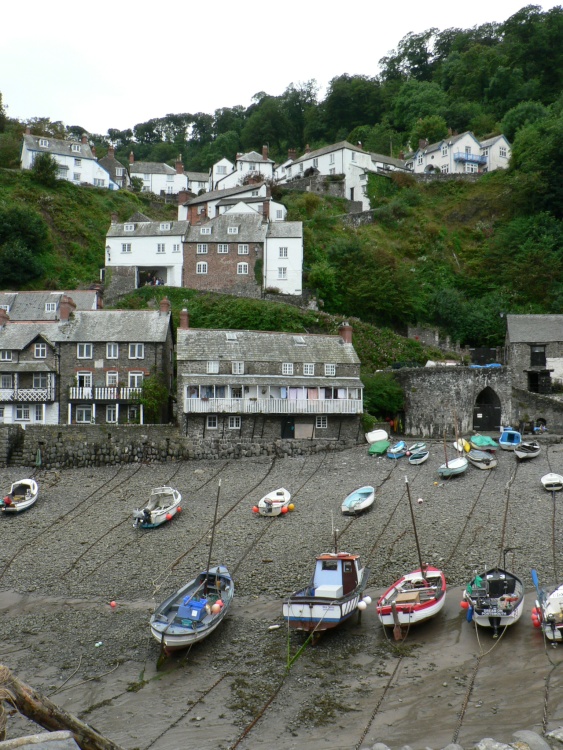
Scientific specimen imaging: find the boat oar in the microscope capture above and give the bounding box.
[531,569,541,599]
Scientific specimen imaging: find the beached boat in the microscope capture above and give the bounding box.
[499,429,522,451]
[467,449,498,470]
[365,428,388,444]
[462,566,524,637]
[531,570,563,643]
[0,479,39,514]
[256,487,292,516]
[469,434,498,452]
[514,441,541,461]
[387,441,407,459]
[438,455,468,478]
[150,565,234,651]
[453,438,471,453]
[133,486,182,528]
[408,442,426,454]
[408,450,429,466]
[377,477,446,637]
[341,485,375,515]
[283,547,371,635]
[368,440,390,456]
[541,473,563,492]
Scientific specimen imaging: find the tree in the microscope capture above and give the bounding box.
[31,152,59,187]
[130,176,144,193]
[500,100,548,141]
[323,74,383,141]
[392,80,448,134]
[361,372,404,417]
[409,115,448,148]
[0,240,44,287]
[138,372,169,423]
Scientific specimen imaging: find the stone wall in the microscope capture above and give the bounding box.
[183,414,362,442]
[511,387,563,433]
[0,425,24,467]
[103,266,137,306]
[282,175,346,200]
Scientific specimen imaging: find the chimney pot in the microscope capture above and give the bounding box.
[108,145,115,158]
[81,133,88,144]
[0,308,9,327]
[338,321,353,344]
[129,151,135,164]
[176,154,184,175]
[59,295,77,322]
[159,297,171,315]
[262,145,268,161]
[179,308,189,330]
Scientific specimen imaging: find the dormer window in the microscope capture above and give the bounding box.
[227,227,238,235]
[71,144,81,152]
[200,227,211,235]
[0,305,9,312]
[293,336,306,346]
[39,139,49,147]
[45,302,57,312]
[226,332,237,341]
[124,224,134,232]
[160,222,171,230]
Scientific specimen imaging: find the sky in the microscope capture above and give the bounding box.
[2,0,561,136]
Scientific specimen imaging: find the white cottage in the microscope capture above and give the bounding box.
[409,131,510,175]
[209,148,275,191]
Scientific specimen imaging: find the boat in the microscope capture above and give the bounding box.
[467,449,498,470]
[408,450,429,466]
[365,428,388,444]
[531,569,563,643]
[438,456,468,478]
[387,441,407,459]
[133,486,182,528]
[283,541,371,636]
[498,429,522,451]
[453,438,471,453]
[376,477,446,637]
[469,434,498,452]
[150,565,234,651]
[0,479,39,514]
[408,441,426,453]
[541,473,563,492]
[341,485,375,515]
[514,441,541,461]
[462,565,524,637]
[255,487,292,516]
[368,440,390,456]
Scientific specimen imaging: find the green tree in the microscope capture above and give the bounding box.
[409,115,448,148]
[392,80,449,134]
[31,152,59,187]
[138,372,170,423]
[0,239,44,287]
[361,372,404,417]
[500,100,548,141]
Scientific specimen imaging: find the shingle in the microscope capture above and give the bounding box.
[130,162,175,175]
[506,315,563,343]
[0,291,98,321]
[267,222,302,239]
[184,183,266,206]
[186,214,266,243]
[107,219,190,238]
[23,134,95,160]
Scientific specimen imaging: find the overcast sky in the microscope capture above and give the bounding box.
[2,0,560,136]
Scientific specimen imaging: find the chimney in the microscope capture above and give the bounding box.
[236,152,243,161]
[0,309,9,328]
[262,145,269,161]
[129,151,135,164]
[179,308,189,330]
[418,139,429,150]
[91,145,97,157]
[25,126,31,135]
[159,297,171,315]
[175,154,184,174]
[177,189,192,205]
[111,212,119,224]
[398,151,405,160]
[288,148,296,162]
[108,145,115,158]
[357,141,363,149]
[305,144,311,154]
[262,199,270,222]
[81,133,88,144]
[338,321,353,344]
[59,295,77,322]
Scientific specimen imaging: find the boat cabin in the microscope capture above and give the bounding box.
[312,552,361,598]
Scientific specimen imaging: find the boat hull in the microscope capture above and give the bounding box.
[377,567,447,627]
[467,450,498,470]
[258,487,291,516]
[514,442,540,461]
[464,568,524,634]
[539,585,563,641]
[365,429,388,444]
[541,473,563,492]
[438,457,468,478]
[498,430,522,451]
[1,479,39,513]
[133,487,182,528]
[408,451,429,465]
[341,486,375,515]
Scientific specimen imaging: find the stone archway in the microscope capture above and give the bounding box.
[473,387,501,431]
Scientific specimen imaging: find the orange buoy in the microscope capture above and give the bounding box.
[176,506,182,513]
[281,506,289,514]
[166,513,172,521]
[252,506,259,513]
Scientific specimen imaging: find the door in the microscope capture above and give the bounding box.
[281,417,295,439]
[473,387,501,431]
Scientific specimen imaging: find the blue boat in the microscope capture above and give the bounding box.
[341,485,375,515]
[499,429,522,451]
[387,441,406,459]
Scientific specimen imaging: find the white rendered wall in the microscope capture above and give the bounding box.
[106,234,184,286]
[264,236,303,294]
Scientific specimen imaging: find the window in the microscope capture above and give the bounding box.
[351,151,356,162]
[441,165,449,174]
[35,404,44,422]
[329,154,335,164]
[216,165,227,175]
[226,332,237,341]
[33,373,48,388]
[106,371,118,386]
[499,146,507,158]
[143,174,150,181]
[0,350,12,361]
[121,243,131,253]
[465,163,478,173]
[238,244,249,255]
[197,244,208,254]
[116,168,124,176]
[200,227,211,235]
[325,364,336,376]
[172,244,180,253]
[304,364,315,376]
[207,415,218,429]
[196,262,208,274]
[129,343,144,359]
[329,168,335,175]
[34,343,47,359]
[72,144,81,152]
[93,178,105,187]
[124,224,134,232]
[293,336,306,346]
[157,243,166,253]
[276,209,283,219]
[237,263,248,275]
[279,247,288,258]
[106,405,117,423]
[299,163,303,172]
[313,158,318,167]
[128,371,144,388]
[282,363,294,375]
[252,190,258,196]
[316,416,327,429]
[227,226,238,235]
[232,361,244,374]
[531,345,546,367]
[160,222,171,230]
[39,138,49,147]
[74,158,82,166]
[76,405,92,423]
[441,145,448,156]
[417,154,423,166]
[77,343,93,359]
[465,146,472,155]
[45,302,57,312]
[278,267,287,280]
[218,244,229,254]
[128,405,139,422]
[207,361,219,373]
[1,374,12,388]
[15,405,30,421]
[0,305,9,311]
[228,416,241,429]
[106,343,118,359]
[73,173,81,181]
[482,147,489,156]
[76,371,92,388]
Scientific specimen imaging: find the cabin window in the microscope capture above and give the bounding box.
[322,560,337,571]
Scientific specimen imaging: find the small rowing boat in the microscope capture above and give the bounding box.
[467,449,498,470]
[341,485,375,515]
[133,486,182,528]
[387,441,406,459]
[499,429,522,451]
[514,441,540,461]
[365,428,388,444]
[541,473,563,492]
[408,450,429,465]
[255,488,292,516]
[0,479,39,514]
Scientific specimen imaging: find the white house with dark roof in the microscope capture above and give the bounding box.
[264,221,303,295]
[105,212,189,287]
[479,135,511,172]
[176,312,363,441]
[409,131,511,175]
[209,148,275,191]
[178,182,286,224]
[185,170,208,194]
[129,154,188,195]
[21,130,118,189]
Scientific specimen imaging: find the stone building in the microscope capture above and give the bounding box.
[176,310,363,441]
[505,314,563,393]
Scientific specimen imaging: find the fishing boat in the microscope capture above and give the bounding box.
[467,449,498,470]
[365,428,388,444]
[368,439,390,456]
[408,450,429,466]
[453,438,471,453]
[150,565,234,651]
[438,456,468,478]
[531,570,563,643]
[408,441,426,454]
[283,542,371,636]
[541,473,563,492]
[0,479,39,514]
[469,434,498,452]
[376,477,446,637]
[387,441,407,459]
[133,486,182,528]
[514,441,541,461]
[341,485,375,515]
[498,429,522,451]
[255,487,292,516]
[462,564,524,637]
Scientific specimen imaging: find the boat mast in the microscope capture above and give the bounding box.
[405,476,426,580]
[443,429,449,468]
[204,479,221,594]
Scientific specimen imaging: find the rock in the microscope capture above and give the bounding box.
[475,740,513,750]
[512,731,552,750]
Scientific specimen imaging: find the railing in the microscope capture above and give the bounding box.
[453,152,487,164]
[69,387,142,400]
[184,397,363,415]
[0,388,56,402]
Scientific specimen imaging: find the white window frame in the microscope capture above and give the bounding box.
[216,165,227,175]
[278,267,287,280]
[279,247,288,258]
[1,374,12,388]
[282,363,294,375]
[33,373,48,388]
[329,154,335,165]
[106,343,119,359]
[0,350,12,361]
[218,244,229,254]
[313,158,318,167]
[276,209,283,219]
[316,416,327,429]
[124,223,135,232]
[237,263,248,275]
[324,364,336,376]
[441,145,448,156]
[106,370,119,386]
[15,404,30,421]
[303,363,315,376]
[128,371,144,388]
[228,416,241,429]
[499,147,507,158]
[232,361,244,374]
[238,244,249,255]
[441,165,450,174]
[34,404,44,422]
[417,154,423,166]
[106,404,118,423]
[121,243,131,253]
[39,138,49,147]
[200,227,211,235]
[71,144,81,153]
[76,405,93,424]
[157,243,166,253]
[129,343,144,359]
[197,244,208,254]
[207,415,218,429]
[73,173,81,182]
[76,371,92,389]
[77,343,93,359]
[196,262,208,274]
[45,302,57,312]
[172,244,180,253]
[227,226,239,235]
[207,361,219,374]
[74,158,82,167]
[160,222,171,230]
[93,178,105,187]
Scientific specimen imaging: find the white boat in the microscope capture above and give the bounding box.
[341,485,375,515]
[438,455,468,478]
[467,449,498,470]
[256,487,292,516]
[133,486,182,528]
[531,570,563,642]
[377,566,447,628]
[453,438,470,453]
[541,473,563,492]
[408,441,426,453]
[150,565,234,651]
[463,567,524,637]
[0,479,39,513]
[365,428,388,444]
[408,450,429,466]
[514,441,541,461]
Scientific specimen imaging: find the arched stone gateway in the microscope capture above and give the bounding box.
[473,387,501,431]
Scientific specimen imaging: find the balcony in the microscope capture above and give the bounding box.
[69,387,142,401]
[453,152,487,165]
[0,388,56,402]
[184,397,363,415]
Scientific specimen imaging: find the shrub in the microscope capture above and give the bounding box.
[31,152,59,187]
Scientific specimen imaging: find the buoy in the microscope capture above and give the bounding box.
[110,601,116,608]
[532,619,542,629]
[252,506,259,513]
[406,451,411,457]
[417,498,424,505]
[216,599,224,609]
[281,506,289,514]
[433,481,439,486]
[357,601,367,611]
[460,600,470,609]
[211,602,222,614]
[363,596,372,605]
[165,513,172,521]
[288,503,295,511]
[177,507,182,513]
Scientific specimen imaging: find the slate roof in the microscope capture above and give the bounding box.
[480,134,510,148]
[506,315,563,343]
[416,131,479,156]
[184,183,266,207]
[238,150,275,165]
[22,134,95,160]
[177,329,361,365]
[49,311,172,343]
[107,219,190,238]
[0,291,98,321]
[292,141,365,165]
[267,222,303,239]
[369,152,408,169]
[98,154,128,183]
[186,214,267,243]
[0,322,56,351]
[185,171,208,181]
[129,161,175,175]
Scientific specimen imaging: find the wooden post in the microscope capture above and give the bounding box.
[0,665,125,750]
